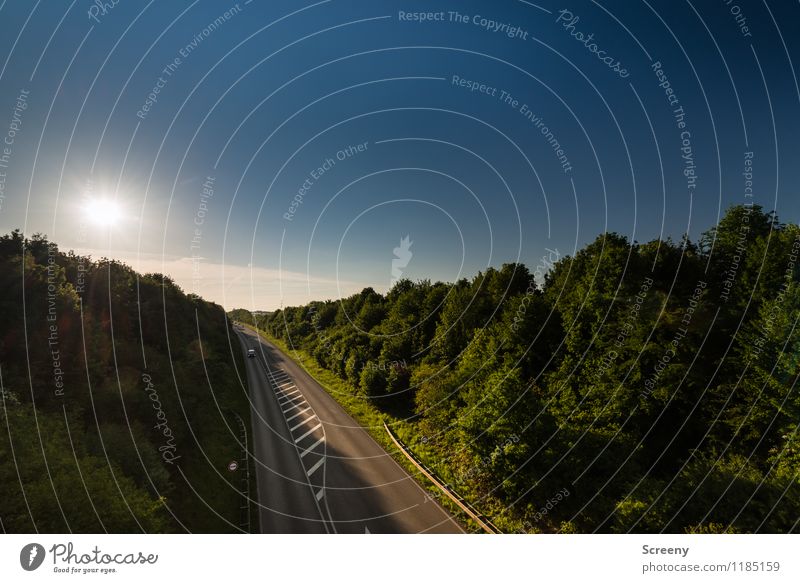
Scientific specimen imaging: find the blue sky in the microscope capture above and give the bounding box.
[0,0,798,309]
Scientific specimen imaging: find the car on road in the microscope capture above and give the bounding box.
[247,349,256,358]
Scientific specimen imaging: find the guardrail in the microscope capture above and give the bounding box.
[383,422,501,534]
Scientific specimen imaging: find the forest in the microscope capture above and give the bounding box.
[0,230,251,533]
[253,205,800,533]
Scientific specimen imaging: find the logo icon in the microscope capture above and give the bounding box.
[391,235,413,287]
[20,543,45,571]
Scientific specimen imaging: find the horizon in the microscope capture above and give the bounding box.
[1,1,798,312]
[6,200,772,312]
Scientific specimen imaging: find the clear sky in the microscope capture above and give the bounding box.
[0,0,798,310]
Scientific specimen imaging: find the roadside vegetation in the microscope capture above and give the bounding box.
[243,205,800,533]
[0,231,252,533]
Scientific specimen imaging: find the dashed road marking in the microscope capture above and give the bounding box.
[277,388,300,400]
[279,393,304,405]
[282,401,304,414]
[307,457,325,477]
[301,436,325,458]
[260,359,330,523]
[286,406,312,422]
[294,423,323,443]
[290,415,316,431]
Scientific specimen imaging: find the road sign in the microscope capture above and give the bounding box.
[227,461,238,472]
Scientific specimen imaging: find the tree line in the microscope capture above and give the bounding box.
[252,205,800,533]
[0,230,251,533]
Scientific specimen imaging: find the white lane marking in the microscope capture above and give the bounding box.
[306,457,325,477]
[300,436,325,458]
[290,415,315,432]
[277,388,299,400]
[282,401,305,414]
[260,361,332,530]
[285,407,311,422]
[278,391,303,403]
[278,392,304,405]
[294,423,322,443]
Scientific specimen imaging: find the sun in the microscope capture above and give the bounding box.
[84,198,122,227]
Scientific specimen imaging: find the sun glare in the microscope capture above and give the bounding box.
[84,198,122,227]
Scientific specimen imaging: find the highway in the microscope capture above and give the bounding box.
[234,326,464,534]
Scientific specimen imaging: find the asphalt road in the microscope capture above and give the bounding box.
[234,326,464,534]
